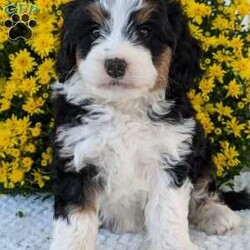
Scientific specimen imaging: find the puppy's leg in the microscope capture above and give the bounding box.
[50,206,99,250]
[145,172,197,250]
[189,181,241,235]
[50,167,103,250]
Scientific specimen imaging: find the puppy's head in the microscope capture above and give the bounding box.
[58,0,201,100]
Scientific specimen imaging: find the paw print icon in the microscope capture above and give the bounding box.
[4,13,37,40]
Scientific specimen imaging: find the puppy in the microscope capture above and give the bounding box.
[50,0,249,249]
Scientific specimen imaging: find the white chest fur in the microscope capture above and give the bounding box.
[57,100,194,189]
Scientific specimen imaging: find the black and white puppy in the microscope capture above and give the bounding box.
[50,0,248,249]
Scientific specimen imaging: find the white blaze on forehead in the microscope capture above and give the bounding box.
[99,0,144,40]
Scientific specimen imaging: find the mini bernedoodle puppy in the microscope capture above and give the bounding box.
[50,0,250,249]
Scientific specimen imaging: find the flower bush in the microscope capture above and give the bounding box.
[181,0,250,186]
[0,0,68,194]
[0,0,249,194]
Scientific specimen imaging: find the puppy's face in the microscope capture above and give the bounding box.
[78,0,175,100]
[59,0,201,100]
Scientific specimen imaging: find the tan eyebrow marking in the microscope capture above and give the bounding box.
[136,2,157,24]
[86,3,107,24]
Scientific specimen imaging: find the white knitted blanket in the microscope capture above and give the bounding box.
[0,195,249,250]
[1,171,250,250]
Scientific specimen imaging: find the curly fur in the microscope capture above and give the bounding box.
[50,1,245,249]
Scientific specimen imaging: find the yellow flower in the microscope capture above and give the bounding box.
[10,149,21,158]
[212,16,234,30]
[42,148,52,161]
[215,102,233,119]
[0,162,8,186]
[203,95,210,102]
[5,116,30,135]
[41,147,52,166]
[204,103,215,114]
[221,141,240,163]
[216,35,228,46]
[213,51,232,64]
[0,8,8,22]
[225,80,242,98]
[228,159,240,167]
[237,102,245,109]
[43,93,49,99]
[244,121,250,139]
[34,10,57,28]
[27,33,56,58]
[231,57,250,80]
[213,141,241,173]
[41,160,48,167]
[236,3,250,16]
[188,90,204,111]
[0,124,14,150]
[189,23,203,40]
[208,64,225,83]
[10,49,37,76]
[215,128,222,135]
[9,168,24,183]
[22,157,34,172]
[196,112,214,135]
[36,58,56,85]
[9,70,25,82]
[19,134,28,146]
[33,171,50,188]
[31,127,41,137]
[32,21,55,36]
[24,143,36,153]
[0,25,8,44]
[54,0,71,6]
[228,37,244,52]
[213,153,227,176]
[226,117,246,138]
[2,80,18,100]
[57,16,64,29]
[202,36,218,51]
[22,97,44,114]
[35,0,54,11]
[185,2,211,24]
[20,77,40,95]
[243,87,250,104]
[234,49,243,59]
[0,98,11,111]
[199,78,215,95]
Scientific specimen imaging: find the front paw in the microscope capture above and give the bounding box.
[141,241,198,250]
[173,242,198,250]
[196,203,241,235]
[184,242,198,250]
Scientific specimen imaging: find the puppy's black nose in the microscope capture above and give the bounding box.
[105,58,127,78]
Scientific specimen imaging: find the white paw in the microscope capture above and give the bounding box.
[196,203,241,235]
[189,242,198,250]
[142,240,198,250]
[181,242,198,250]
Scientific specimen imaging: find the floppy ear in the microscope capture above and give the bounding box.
[57,1,78,83]
[166,2,202,97]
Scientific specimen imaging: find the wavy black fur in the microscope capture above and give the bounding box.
[221,190,250,211]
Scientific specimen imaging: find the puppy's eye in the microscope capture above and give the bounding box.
[90,26,101,40]
[138,27,152,41]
